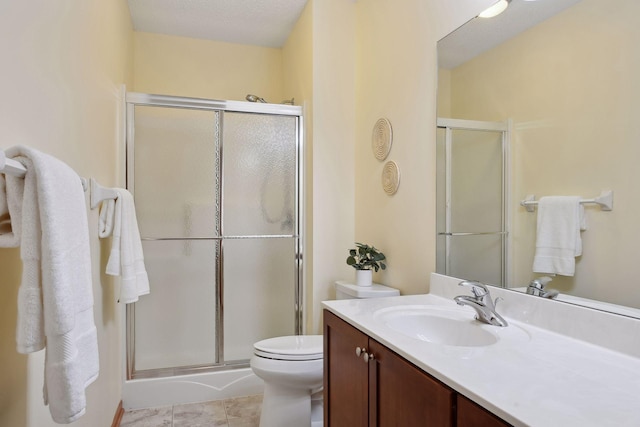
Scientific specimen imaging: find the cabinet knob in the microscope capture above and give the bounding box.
[356,347,374,362]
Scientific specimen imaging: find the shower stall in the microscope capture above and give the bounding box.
[436,118,510,287]
[122,93,303,409]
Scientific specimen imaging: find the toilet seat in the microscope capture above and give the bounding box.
[254,335,323,361]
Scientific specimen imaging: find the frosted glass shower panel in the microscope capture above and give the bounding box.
[133,106,219,238]
[223,238,296,361]
[222,112,297,236]
[450,129,503,232]
[133,240,218,371]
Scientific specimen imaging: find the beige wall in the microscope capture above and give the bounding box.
[133,32,284,102]
[282,1,316,332]
[0,1,133,426]
[446,0,640,308]
[308,0,357,333]
[353,0,492,298]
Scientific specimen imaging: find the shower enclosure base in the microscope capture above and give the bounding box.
[122,368,264,410]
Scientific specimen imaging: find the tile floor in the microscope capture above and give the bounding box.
[120,394,262,427]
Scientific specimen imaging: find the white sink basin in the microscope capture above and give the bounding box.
[373,305,530,347]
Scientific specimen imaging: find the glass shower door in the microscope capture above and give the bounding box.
[126,95,302,379]
[221,112,298,362]
[131,105,220,374]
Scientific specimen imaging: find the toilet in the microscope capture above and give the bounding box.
[334,280,400,300]
[251,335,324,427]
[250,281,399,427]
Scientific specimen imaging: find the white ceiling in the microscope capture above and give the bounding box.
[127,0,309,48]
[438,0,583,69]
[128,0,583,66]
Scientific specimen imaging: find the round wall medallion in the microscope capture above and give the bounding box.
[381,160,400,195]
[372,118,393,161]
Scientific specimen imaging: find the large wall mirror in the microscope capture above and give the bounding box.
[437,0,640,318]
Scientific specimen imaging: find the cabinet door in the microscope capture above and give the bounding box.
[369,340,455,427]
[324,311,369,427]
[457,395,512,427]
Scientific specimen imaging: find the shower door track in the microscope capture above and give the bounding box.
[141,235,298,240]
[125,92,304,380]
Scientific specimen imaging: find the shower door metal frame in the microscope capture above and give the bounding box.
[124,92,305,380]
[436,118,511,287]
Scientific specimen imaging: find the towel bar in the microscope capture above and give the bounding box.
[0,152,27,178]
[520,190,613,212]
[89,178,119,209]
[1,150,88,191]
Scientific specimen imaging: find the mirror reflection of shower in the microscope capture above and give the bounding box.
[245,94,295,105]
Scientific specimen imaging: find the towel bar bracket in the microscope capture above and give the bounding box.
[522,195,536,213]
[89,178,119,209]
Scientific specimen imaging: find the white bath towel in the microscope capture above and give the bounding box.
[105,188,150,303]
[532,196,585,276]
[2,145,98,424]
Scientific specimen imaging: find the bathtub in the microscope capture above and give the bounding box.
[122,368,264,410]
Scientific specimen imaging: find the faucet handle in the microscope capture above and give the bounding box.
[458,280,488,299]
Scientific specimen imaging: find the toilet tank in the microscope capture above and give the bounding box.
[335,280,400,300]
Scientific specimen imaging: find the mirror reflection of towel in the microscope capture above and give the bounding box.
[533,196,585,276]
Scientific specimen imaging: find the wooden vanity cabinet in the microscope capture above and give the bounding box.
[368,339,455,426]
[324,309,370,426]
[457,395,511,427]
[324,310,453,426]
[324,310,511,427]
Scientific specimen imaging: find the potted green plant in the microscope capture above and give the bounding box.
[346,242,386,287]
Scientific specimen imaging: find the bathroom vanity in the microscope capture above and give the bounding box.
[322,273,640,427]
[324,310,509,426]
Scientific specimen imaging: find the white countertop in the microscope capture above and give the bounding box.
[322,275,640,427]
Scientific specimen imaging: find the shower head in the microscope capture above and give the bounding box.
[246,94,267,103]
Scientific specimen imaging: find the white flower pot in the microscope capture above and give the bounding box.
[356,269,373,287]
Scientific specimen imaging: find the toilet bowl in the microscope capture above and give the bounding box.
[251,281,399,426]
[250,335,324,427]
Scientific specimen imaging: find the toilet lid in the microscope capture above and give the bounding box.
[254,335,323,361]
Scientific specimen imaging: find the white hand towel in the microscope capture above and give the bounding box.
[532,196,585,276]
[105,188,150,303]
[98,198,115,238]
[3,145,98,424]
[0,151,24,247]
[0,151,10,236]
[0,176,13,237]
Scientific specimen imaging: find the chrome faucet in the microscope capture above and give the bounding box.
[526,276,559,299]
[454,280,508,327]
